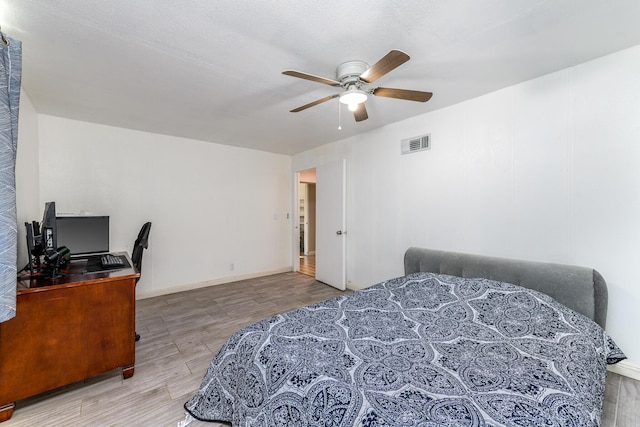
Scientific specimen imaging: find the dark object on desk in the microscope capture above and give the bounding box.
[23,202,70,279]
[84,254,131,273]
[101,253,125,268]
[56,215,110,257]
[44,246,71,279]
[132,222,152,342]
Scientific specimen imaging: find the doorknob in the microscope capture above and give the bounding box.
[336,230,346,235]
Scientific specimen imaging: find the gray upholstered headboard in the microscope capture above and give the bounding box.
[404,247,608,328]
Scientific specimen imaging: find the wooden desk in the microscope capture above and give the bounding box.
[0,253,139,422]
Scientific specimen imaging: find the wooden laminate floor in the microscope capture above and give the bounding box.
[299,254,315,277]
[5,272,639,426]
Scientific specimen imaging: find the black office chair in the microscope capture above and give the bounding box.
[132,222,152,342]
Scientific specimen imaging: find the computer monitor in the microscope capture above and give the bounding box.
[56,215,110,256]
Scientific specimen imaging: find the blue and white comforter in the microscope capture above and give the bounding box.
[184,272,625,426]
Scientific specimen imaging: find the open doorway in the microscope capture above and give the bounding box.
[298,169,316,277]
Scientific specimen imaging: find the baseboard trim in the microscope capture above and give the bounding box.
[607,359,640,381]
[136,266,293,300]
[346,281,367,291]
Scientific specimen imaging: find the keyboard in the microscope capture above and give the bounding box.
[101,254,125,268]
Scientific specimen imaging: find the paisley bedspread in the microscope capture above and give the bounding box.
[184,272,625,426]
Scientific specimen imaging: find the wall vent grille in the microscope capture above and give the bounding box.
[401,134,430,154]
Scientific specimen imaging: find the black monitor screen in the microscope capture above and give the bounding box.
[56,215,110,256]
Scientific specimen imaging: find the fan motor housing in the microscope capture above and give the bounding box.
[336,60,369,86]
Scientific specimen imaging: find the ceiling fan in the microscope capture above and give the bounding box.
[283,49,432,122]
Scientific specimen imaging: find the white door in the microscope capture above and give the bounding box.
[315,159,346,290]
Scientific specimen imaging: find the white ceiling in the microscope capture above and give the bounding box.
[3,0,640,155]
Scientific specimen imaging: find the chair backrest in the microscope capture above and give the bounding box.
[132,222,152,281]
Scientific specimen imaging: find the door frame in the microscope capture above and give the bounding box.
[292,172,301,273]
[292,161,346,289]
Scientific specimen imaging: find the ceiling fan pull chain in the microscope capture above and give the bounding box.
[338,101,342,130]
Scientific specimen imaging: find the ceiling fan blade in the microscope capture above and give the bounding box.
[290,94,339,112]
[373,87,433,102]
[282,70,340,86]
[359,50,410,83]
[353,103,368,122]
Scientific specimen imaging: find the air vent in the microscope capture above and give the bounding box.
[401,134,430,155]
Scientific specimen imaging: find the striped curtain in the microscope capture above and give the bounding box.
[0,33,22,323]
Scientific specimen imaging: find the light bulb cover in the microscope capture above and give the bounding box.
[339,88,368,106]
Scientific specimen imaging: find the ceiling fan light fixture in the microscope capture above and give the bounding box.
[339,87,368,111]
[284,50,432,121]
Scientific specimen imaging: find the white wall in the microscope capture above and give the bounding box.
[35,116,292,296]
[293,45,640,367]
[15,89,40,270]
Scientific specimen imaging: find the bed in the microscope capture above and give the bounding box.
[182,247,625,426]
